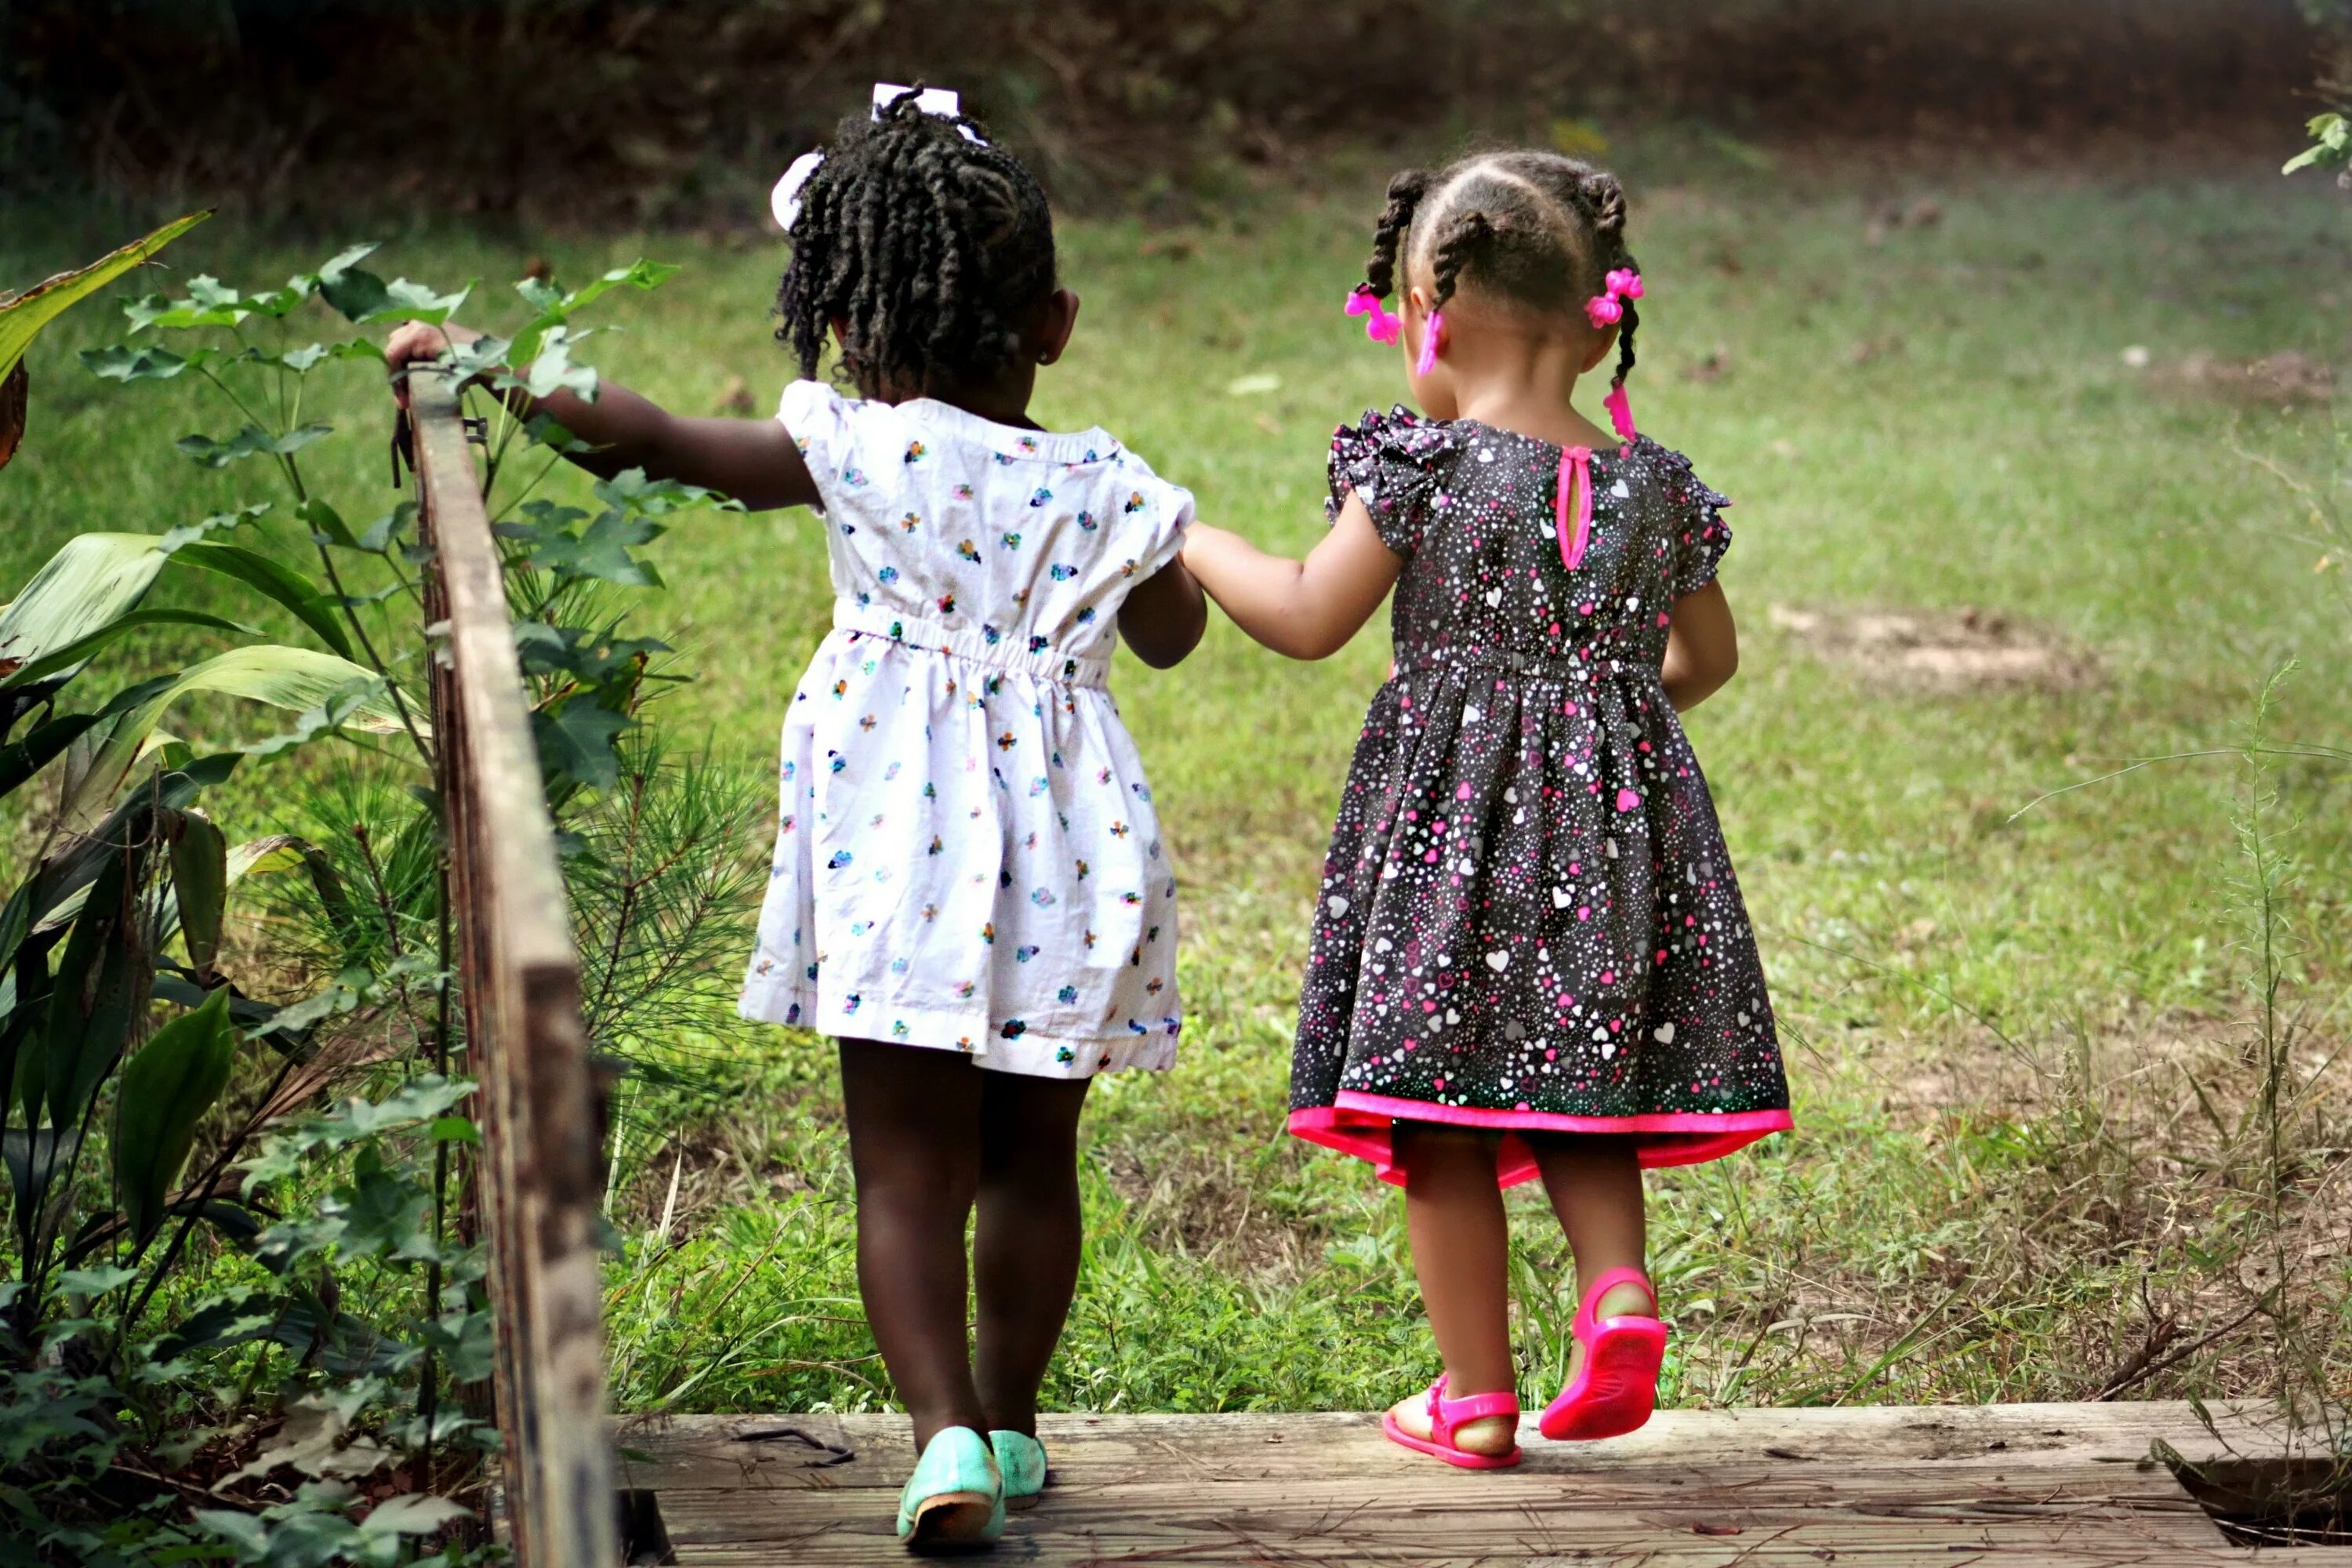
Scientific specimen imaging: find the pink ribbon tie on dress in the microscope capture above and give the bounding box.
[1557,446,1595,571]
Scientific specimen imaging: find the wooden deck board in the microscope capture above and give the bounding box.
[613,1404,2298,1565]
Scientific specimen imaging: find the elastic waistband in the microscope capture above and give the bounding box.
[1399,644,1653,683]
[833,601,1112,689]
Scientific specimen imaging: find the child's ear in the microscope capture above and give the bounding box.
[1035,288,1081,366]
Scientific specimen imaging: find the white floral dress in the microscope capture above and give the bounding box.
[737,381,1192,1076]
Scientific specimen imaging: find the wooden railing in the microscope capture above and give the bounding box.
[409,370,619,1567]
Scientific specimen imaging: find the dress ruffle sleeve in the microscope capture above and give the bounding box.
[1325,405,1456,557]
[1655,446,1733,597]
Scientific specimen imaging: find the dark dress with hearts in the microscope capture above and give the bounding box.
[1288,408,1791,1189]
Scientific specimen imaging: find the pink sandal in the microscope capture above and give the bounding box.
[1381,1374,1523,1469]
[1537,1267,1668,1442]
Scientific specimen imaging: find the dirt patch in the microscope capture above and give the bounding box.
[2131,349,2338,408]
[1768,603,2099,693]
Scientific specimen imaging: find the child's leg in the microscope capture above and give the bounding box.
[1528,1133,1657,1376]
[838,1038,989,1449]
[971,1069,1091,1436]
[1389,1122,1516,1454]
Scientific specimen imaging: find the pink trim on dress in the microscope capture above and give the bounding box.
[1290,1098,1792,1189]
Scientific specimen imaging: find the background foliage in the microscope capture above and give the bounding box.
[0,0,2328,221]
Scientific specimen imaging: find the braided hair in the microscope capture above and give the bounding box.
[775,89,1057,396]
[1357,151,1642,396]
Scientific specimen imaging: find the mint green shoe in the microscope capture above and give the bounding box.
[895,1426,1004,1552]
[990,1430,1047,1511]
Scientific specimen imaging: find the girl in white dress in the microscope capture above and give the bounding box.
[387,87,1205,1551]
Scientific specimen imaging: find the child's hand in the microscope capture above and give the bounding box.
[383,319,488,409]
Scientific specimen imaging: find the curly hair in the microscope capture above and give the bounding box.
[1357,150,1642,396]
[774,89,1057,395]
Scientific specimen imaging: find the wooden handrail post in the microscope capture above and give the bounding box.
[410,369,619,1568]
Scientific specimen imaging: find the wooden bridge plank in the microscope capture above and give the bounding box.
[613,1402,2274,1497]
[652,1475,2224,1566]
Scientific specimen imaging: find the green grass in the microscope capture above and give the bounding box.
[5,143,2349,1417]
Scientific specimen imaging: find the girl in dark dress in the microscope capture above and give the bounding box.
[1183,151,1790,1466]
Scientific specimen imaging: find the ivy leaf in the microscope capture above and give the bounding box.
[594,465,734,517]
[332,1145,441,1264]
[317,245,472,326]
[80,343,217,382]
[513,620,670,684]
[237,341,382,373]
[524,511,664,586]
[354,503,417,556]
[533,699,632,793]
[176,423,333,469]
[421,1303,495,1383]
[508,258,676,366]
[361,1494,474,1537]
[506,322,598,401]
[122,275,305,332]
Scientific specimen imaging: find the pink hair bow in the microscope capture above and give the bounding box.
[1585,267,1644,329]
[1344,286,1403,346]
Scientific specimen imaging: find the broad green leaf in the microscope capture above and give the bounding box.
[0,211,211,384]
[42,842,149,1131]
[2,757,237,994]
[228,834,308,880]
[242,674,397,759]
[114,985,239,1245]
[53,1265,136,1298]
[175,422,333,469]
[0,606,257,690]
[170,542,355,659]
[0,712,98,800]
[158,502,271,554]
[169,811,229,974]
[63,648,412,828]
[0,360,21,470]
[0,532,175,686]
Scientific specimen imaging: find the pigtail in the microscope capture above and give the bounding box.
[1428,209,1495,318]
[1362,169,1430,299]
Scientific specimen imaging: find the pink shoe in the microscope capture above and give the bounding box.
[1381,1374,1523,1469]
[1537,1267,1667,1442]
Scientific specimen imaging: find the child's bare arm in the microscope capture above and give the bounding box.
[1661,581,1739,711]
[384,320,819,512]
[1180,496,1402,661]
[1119,558,1207,670]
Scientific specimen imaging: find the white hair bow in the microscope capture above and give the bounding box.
[771,82,985,231]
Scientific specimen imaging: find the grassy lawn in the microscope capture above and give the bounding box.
[5,142,2349,1419]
